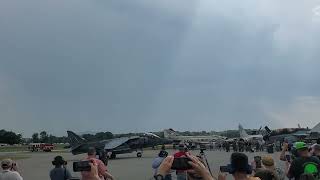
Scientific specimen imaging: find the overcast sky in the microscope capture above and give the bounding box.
[0,0,320,137]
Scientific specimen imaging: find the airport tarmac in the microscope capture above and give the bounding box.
[3,150,285,180]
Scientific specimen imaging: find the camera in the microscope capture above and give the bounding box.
[220,166,230,173]
[73,160,93,172]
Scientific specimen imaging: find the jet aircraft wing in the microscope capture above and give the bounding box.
[104,136,140,150]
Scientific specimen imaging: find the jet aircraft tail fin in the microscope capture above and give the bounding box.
[67,131,87,148]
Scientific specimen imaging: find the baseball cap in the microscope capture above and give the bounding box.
[295,142,308,151]
[1,159,13,167]
[262,156,274,167]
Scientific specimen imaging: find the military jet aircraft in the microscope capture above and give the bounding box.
[163,128,227,147]
[264,122,320,143]
[67,131,171,159]
[238,124,264,142]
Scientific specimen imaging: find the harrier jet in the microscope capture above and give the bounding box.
[238,124,264,142]
[67,131,171,159]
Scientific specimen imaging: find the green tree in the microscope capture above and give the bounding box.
[95,132,113,140]
[40,131,49,143]
[82,134,95,141]
[32,133,40,143]
[0,130,22,145]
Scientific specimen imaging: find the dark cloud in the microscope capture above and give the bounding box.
[0,0,319,136]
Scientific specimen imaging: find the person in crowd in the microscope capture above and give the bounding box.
[254,169,278,180]
[259,156,285,180]
[287,142,320,179]
[155,154,214,180]
[275,141,281,152]
[50,156,72,180]
[255,141,260,152]
[0,159,23,180]
[81,147,114,180]
[218,153,260,180]
[309,144,320,159]
[152,150,171,180]
[173,144,188,180]
[238,140,245,152]
[98,150,108,166]
[86,160,102,180]
[233,140,238,152]
[279,142,287,161]
[225,142,230,152]
[280,142,295,162]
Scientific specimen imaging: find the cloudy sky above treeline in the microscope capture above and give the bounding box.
[0,0,320,136]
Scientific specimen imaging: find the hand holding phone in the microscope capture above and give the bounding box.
[171,157,192,170]
[220,166,230,173]
[73,160,93,172]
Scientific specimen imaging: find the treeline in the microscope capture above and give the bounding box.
[0,129,22,145]
[1,128,261,145]
[31,131,68,144]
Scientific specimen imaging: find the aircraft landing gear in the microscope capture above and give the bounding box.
[136,152,142,158]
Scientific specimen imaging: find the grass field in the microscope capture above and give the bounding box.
[0,146,28,152]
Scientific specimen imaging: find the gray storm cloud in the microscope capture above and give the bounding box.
[0,0,319,136]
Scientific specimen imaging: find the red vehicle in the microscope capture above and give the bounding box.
[28,143,54,152]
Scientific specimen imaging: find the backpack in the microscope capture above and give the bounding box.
[303,161,320,178]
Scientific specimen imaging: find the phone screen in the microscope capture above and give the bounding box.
[73,161,91,172]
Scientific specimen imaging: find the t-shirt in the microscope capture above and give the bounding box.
[174,151,187,158]
[49,167,72,180]
[81,157,108,180]
[152,157,165,175]
[287,156,320,179]
[0,170,23,180]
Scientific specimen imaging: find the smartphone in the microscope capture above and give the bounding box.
[220,166,230,173]
[171,157,192,170]
[285,155,291,162]
[73,161,92,172]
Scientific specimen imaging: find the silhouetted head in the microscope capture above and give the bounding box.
[310,144,320,156]
[295,142,309,157]
[88,147,96,156]
[254,169,276,180]
[1,159,13,170]
[52,156,67,167]
[229,153,252,175]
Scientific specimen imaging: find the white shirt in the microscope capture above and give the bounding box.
[0,170,23,180]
